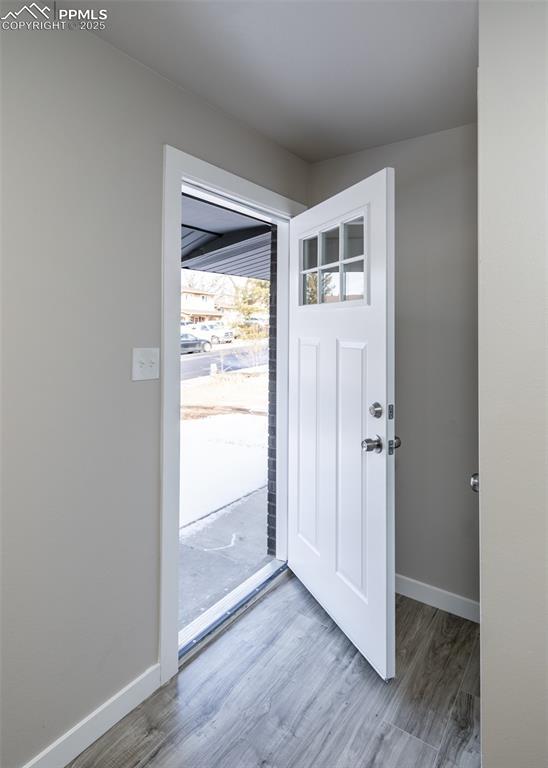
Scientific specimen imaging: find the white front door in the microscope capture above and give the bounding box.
[287,168,395,679]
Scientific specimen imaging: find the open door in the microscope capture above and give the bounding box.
[287,168,395,679]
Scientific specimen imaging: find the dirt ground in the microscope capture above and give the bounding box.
[181,370,268,420]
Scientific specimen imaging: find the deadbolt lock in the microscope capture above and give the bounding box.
[369,402,383,419]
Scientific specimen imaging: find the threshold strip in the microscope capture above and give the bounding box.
[178,560,288,660]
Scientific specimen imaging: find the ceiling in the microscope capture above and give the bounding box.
[96,1,478,162]
[181,194,266,255]
[182,194,272,279]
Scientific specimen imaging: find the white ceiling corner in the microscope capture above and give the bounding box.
[96,0,478,163]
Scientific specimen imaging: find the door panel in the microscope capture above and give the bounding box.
[297,338,320,551]
[336,340,368,594]
[288,168,395,679]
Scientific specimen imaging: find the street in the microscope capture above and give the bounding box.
[180,339,268,380]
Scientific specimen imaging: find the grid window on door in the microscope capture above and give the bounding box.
[300,216,366,305]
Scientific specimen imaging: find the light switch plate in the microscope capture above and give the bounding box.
[132,347,160,381]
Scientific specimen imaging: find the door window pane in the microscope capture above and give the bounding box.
[302,237,318,270]
[321,228,339,265]
[303,271,319,305]
[320,266,340,303]
[343,260,364,301]
[343,218,364,260]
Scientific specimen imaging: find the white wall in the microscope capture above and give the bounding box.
[478,3,548,766]
[309,124,479,603]
[0,30,307,768]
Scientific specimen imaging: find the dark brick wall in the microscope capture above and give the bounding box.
[267,226,277,556]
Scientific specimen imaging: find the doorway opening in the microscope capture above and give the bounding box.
[178,193,283,652]
[161,148,479,767]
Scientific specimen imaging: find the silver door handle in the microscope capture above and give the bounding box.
[362,436,383,453]
[470,473,479,493]
[394,436,401,450]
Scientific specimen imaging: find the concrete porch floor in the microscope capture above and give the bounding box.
[180,412,268,527]
[178,486,274,629]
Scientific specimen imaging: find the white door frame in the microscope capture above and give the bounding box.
[160,145,306,682]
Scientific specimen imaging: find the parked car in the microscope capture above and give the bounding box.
[210,320,241,339]
[180,333,212,354]
[191,322,233,344]
[243,316,269,329]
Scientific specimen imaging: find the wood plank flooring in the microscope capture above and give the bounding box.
[68,574,480,768]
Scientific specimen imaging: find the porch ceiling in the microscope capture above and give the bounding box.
[182,194,272,281]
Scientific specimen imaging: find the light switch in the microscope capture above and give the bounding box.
[132,347,160,381]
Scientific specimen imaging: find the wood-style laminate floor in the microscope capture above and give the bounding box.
[68,574,480,768]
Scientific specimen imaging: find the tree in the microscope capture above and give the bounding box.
[234,278,270,321]
[303,271,335,304]
[181,268,222,293]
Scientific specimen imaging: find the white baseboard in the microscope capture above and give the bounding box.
[21,664,161,768]
[396,574,480,623]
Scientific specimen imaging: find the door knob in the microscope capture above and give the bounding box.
[362,436,383,453]
[470,473,479,493]
[394,436,401,449]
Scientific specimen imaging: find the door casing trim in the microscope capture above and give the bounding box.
[161,145,306,682]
